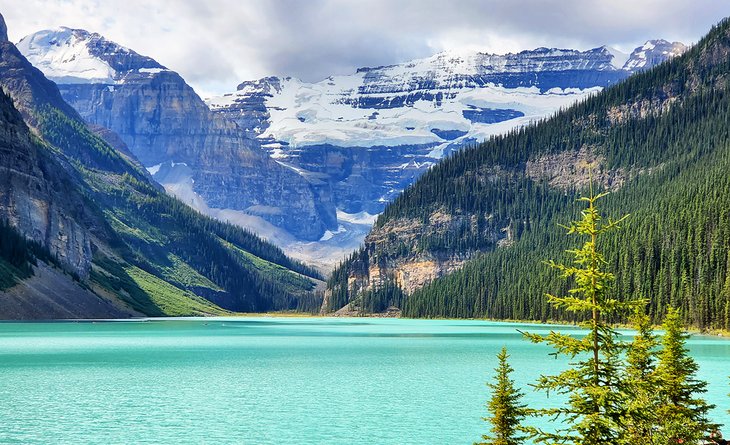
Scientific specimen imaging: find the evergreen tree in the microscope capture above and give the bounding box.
[523,189,642,445]
[622,308,660,444]
[477,348,526,445]
[653,307,716,444]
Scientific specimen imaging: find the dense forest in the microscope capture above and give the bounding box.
[0,219,60,290]
[478,195,719,445]
[327,18,730,329]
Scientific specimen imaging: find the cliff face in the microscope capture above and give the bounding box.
[0,36,100,278]
[19,28,337,241]
[0,92,93,277]
[58,75,336,239]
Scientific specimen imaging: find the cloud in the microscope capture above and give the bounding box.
[2,0,729,96]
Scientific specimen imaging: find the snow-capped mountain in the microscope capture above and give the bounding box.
[623,40,687,71]
[18,28,338,245]
[207,41,685,214]
[17,27,166,84]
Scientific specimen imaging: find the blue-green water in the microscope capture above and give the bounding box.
[0,317,728,444]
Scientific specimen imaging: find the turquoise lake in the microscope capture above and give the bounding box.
[0,317,728,444]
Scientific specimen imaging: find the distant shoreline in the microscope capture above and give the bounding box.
[4,312,727,338]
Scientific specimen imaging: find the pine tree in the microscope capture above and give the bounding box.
[622,308,660,444]
[477,348,526,445]
[653,307,716,444]
[523,189,643,445]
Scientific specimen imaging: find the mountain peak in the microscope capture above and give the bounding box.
[17,27,165,84]
[0,13,8,42]
[623,39,687,71]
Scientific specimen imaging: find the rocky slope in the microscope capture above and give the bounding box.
[0,13,321,319]
[0,23,101,280]
[207,41,685,264]
[18,28,337,242]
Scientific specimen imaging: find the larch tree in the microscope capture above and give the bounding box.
[523,189,643,445]
[477,347,527,445]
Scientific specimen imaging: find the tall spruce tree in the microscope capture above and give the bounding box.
[653,307,715,444]
[477,348,526,445]
[622,308,660,444]
[523,189,643,445]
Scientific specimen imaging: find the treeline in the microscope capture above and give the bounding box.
[0,219,38,289]
[327,18,730,328]
[0,219,59,289]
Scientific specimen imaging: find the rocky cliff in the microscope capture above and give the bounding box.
[0,23,99,278]
[18,28,337,241]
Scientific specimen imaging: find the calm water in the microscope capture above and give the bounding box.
[0,317,728,444]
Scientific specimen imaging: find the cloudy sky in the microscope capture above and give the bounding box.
[2,0,729,97]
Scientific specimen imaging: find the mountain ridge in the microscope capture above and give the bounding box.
[18,25,685,268]
[323,17,730,329]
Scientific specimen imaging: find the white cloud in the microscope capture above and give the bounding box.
[2,0,728,96]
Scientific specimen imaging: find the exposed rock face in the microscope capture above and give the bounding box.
[327,209,484,306]
[524,146,625,191]
[18,28,337,241]
[0,13,7,42]
[0,38,99,278]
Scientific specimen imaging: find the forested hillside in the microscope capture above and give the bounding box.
[326,18,730,329]
[0,15,321,318]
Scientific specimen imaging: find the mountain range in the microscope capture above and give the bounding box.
[0,13,321,319]
[4,9,727,328]
[17,26,684,269]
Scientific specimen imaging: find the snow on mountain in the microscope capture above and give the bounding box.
[207,43,684,154]
[17,27,167,84]
[18,27,338,252]
[16,27,687,269]
[202,41,686,267]
[605,46,630,69]
[622,39,687,71]
[207,41,686,207]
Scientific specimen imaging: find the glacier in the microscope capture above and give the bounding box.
[18,26,686,269]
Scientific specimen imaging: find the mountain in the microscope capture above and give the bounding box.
[0,13,321,319]
[205,41,684,261]
[17,27,337,243]
[324,18,730,330]
[17,27,685,268]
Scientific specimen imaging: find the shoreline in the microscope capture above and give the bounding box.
[2,311,728,338]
